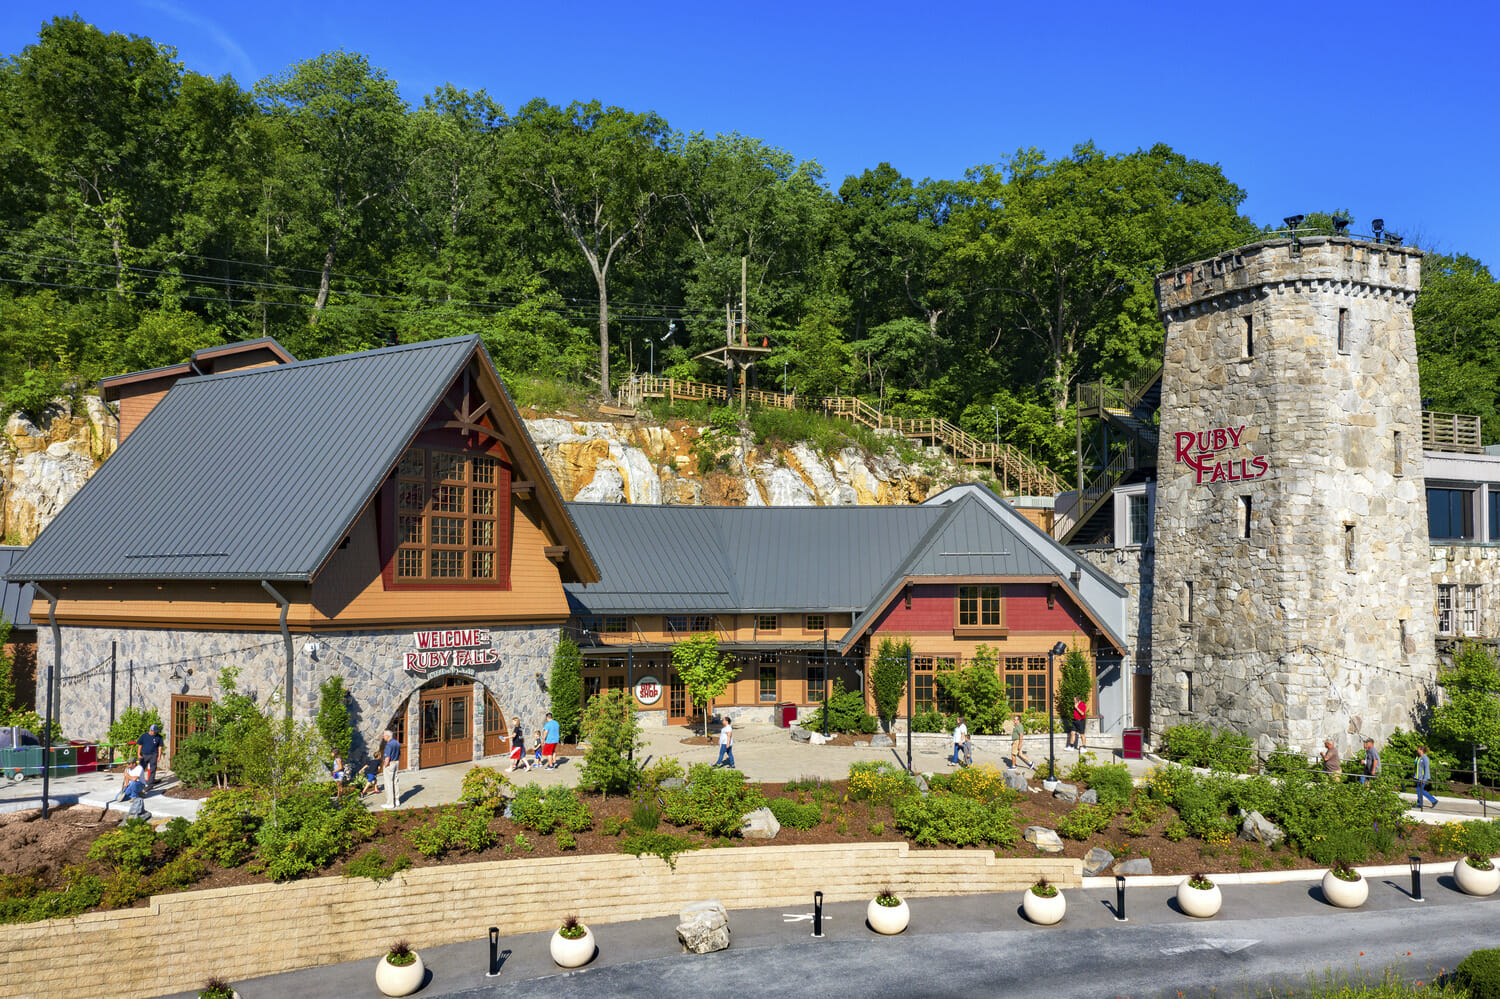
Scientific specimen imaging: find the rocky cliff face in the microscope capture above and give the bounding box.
[0,398,976,544]
[2,397,115,543]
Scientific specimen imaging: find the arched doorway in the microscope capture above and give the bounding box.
[419,675,474,767]
[482,688,507,758]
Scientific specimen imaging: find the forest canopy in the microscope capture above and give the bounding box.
[2,16,1495,472]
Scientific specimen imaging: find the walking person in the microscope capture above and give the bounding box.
[714,715,735,768]
[1414,745,1439,807]
[950,716,968,766]
[381,728,401,808]
[542,712,561,769]
[1319,739,1341,776]
[508,722,529,772]
[1071,696,1089,753]
[1009,712,1034,769]
[1359,736,1381,786]
[137,723,164,787]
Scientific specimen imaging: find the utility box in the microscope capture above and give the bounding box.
[71,742,98,775]
[0,747,43,778]
[1122,728,1144,760]
[776,702,798,728]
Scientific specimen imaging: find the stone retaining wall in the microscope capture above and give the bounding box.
[0,843,1080,999]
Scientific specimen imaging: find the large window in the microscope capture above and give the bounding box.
[1128,494,1151,546]
[396,448,502,582]
[1491,492,1500,543]
[690,615,715,633]
[806,660,826,704]
[1438,584,1456,635]
[957,585,1002,627]
[1463,585,1481,636]
[1428,488,1475,540]
[759,656,778,702]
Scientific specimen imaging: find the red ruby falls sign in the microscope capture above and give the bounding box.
[1174,425,1269,484]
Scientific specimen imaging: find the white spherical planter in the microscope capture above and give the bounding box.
[867,897,910,934]
[374,953,424,997]
[550,925,596,968]
[1454,857,1500,896]
[1022,887,1066,925]
[1321,869,1368,908]
[1176,879,1222,918]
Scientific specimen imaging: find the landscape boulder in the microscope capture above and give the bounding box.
[1239,810,1285,847]
[1082,847,1115,877]
[740,807,781,840]
[677,899,731,954]
[1079,789,1099,804]
[1024,825,1065,854]
[1003,769,1030,793]
[809,732,830,746]
[789,726,811,743]
[1115,858,1153,875]
[1052,783,1079,803]
[870,734,895,748]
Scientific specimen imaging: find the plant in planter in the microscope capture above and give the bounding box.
[1022,876,1066,925]
[867,886,910,934]
[1455,853,1500,896]
[375,940,425,997]
[1176,872,1222,918]
[1321,860,1368,908]
[197,976,236,999]
[550,913,596,968]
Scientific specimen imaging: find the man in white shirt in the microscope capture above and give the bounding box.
[950,716,968,766]
[714,716,735,768]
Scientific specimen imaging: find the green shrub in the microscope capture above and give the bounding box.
[1056,803,1112,841]
[1055,647,1093,728]
[0,866,104,924]
[1159,724,1255,772]
[1271,769,1407,855]
[1460,819,1500,856]
[150,851,206,893]
[556,831,577,851]
[1263,745,1315,777]
[601,815,629,836]
[768,797,822,830]
[909,708,951,733]
[191,789,261,867]
[509,784,593,834]
[1122,799,1161,836]
[662,764,767,837]
[100,869,152,909]
[578,688,641,795]
[947,763,1018,805]
[1305,827,1395,866]
[160,816,194,855]
[549,637,583,742]
[630,799,660,832]
[252,788,377,880]
[1164,819,1189,842]
[106,706,164,759]
[459,766,510,810]
[1454,947,1500,999]
[315,677,353,762]
[893,794,1020,847]
[620,831,700,870]
[343,847,411,881]
[407,806,469,858]
[871,637,910,729]
[88,818,158,875]
[846,760,919,804]
[634,756,685,799]
[1083,764,1134,812]
[802,680,877,734]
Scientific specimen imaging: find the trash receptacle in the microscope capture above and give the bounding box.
[46,745,77,777]
[777,702,798,728]
[1122,727,1144,760]
[1,746,43,777]
[71,741,97,775]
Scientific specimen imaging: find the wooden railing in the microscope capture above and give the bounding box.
[625,375,1065,496]
[1423,411,1484,454]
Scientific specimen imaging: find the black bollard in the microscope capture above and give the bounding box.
[487,926,501,976]
[1116,875,1127,921]
[1410,856,1423,902]
[812,890,824,938]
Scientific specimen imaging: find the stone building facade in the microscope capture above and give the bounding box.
[1147,237,1437,755]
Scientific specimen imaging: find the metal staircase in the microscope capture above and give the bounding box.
[1060,366,1162,545]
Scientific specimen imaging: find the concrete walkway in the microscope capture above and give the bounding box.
[156,863,1499,999]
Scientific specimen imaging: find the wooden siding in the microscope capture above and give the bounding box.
[116,382,173,443]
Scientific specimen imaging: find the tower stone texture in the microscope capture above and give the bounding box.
[1148,236,1435,756]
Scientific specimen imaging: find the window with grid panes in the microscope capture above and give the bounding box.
[602,616,627,634]
[757,615,778,632]
[1004,656,1026,712]
[690,615,714,632]
[1026,656,1047,712]
[665,615,688,634]
[957,585,1001,626]
[806,655,826,703]
[934,656,959,713]
[913,656,935,712]
[1462,585,1481,636]
[804,614,825,632]
[1438,585,1456,635]
[759,654,777,702]
[395,448,501,582]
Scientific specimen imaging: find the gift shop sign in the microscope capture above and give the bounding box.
[404,628,499,675]
[1174,425,1269,485]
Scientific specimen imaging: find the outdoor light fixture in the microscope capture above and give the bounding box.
[487,927,502,976]
[1371,219,1384,238]
[1332,216,1351,234]
[1283,214,1304,229]
[1115,875,1128,921]
[1409,856,1423,902]
[1046,640,1068,782]
[812,891,825,938]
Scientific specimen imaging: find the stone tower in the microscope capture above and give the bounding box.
[1148,236,1435,756]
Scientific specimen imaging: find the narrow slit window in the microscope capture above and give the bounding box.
[1337,308,1349,352]
[1393,431,1404,477]
[1240,495,1252,539]
[1344,523,1357,572]
[1182,581,1194,623]
[1243,315,1254,358]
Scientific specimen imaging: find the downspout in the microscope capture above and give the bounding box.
[260,581,293,723]
[32,583,58,820]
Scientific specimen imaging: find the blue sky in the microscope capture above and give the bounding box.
[4,0,1497,268]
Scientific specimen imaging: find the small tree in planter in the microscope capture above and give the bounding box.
[197,976,236,999]
[551,913,595,967]
[375,940,424,997]
[1022,876,1066,925]
[1456,853,1500,896]
[867,885,909,934]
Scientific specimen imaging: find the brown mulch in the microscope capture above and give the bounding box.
[0,806,121,878]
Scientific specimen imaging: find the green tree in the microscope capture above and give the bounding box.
[240,716,327,831]
[1432,642,1500,776]
[578,688,640,796]
[871,636,910,730]
[315,676,352,762]
[1415,253,1500,444]
[0,616,13,718]
[504,99,671,400]
[1056,646,1094,723]
[670,633,736,737]
[549,637,583,742]
[935,645,1007,734]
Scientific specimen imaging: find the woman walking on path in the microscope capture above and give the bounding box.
[509,721,531,772]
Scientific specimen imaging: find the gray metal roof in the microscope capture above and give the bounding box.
[6,336,481,582]
[0,548,36,630]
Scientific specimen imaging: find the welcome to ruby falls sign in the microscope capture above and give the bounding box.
[1174,425,1269,484]
[404,629,498,675]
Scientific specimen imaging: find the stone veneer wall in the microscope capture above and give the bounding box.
[0,844,1081,999]
[1149,237,1436,756]
[1077,546,1154,732]
[40,623,558,765]
[1430,543,1500,638]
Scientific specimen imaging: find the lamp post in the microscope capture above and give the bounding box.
[1046,640,1067,781]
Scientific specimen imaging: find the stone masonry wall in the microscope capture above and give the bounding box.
[1431,542,1500,638]
[39,623,558,766]
[0,844,1081,999]
[1149,237,1436,756]
[1077,546,1153,731]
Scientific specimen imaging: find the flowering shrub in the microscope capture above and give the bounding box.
[847,761,918,805]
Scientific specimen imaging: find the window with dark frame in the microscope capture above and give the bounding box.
[759,657,777,702]
[601,616,627,634]
[690,615,714,632]
[957,584,1002,627]
[1428,488,1476,540]
[1243,315,1254,358]
[804,613,825,632]
[1438,584,1456,635]
[757,614,778,632]
[1127,494,1150,546]
[806,656,826,703]
[395,447,501,583]
[1240,495,1252,539]
[666,615,688,634]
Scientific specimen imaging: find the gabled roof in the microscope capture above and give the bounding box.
[98,337,296,399]
[0,548,36,630]
[564,487,1129,654]
[6,335,595,585]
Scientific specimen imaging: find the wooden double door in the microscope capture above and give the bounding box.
[419,678,474,768]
